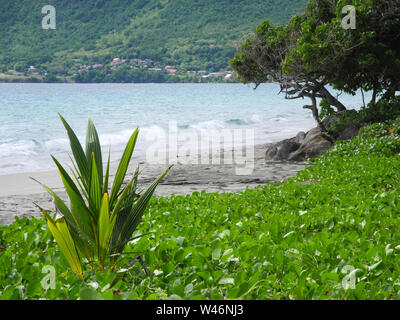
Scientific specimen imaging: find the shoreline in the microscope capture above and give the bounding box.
[0,78,237,84]
[0,143,311,225]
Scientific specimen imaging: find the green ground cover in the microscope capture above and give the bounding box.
[1,119,400,300]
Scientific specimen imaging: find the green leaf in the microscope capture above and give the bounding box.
[110,180,133,219]
[86,118,103,191]
[80,288,104,300]
[59,114,90,188]
[89,153,101,217]
[41,209,82,279]
[110,166,171,255]
[109,128,139,206]
[43,184,76,227]
[103,149,111,195]
[98,193,115,267]
[43,184,91,258]
[212,248,222,260]
[52,156,96,258]
[218,278,235,285]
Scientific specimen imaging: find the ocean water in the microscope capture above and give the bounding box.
[0,83,368,175]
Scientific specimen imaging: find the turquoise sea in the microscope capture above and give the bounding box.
[0,83,369,175]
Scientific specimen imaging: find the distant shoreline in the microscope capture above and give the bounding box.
[0,73,237,84]
[0,79,237,84]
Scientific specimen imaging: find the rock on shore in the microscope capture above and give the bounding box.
[265,122,360,161]
[265,127,332,161]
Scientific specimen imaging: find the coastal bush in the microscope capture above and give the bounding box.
[358,122,390,139]
[324,118,400,158]
[318,98,335,120]
[323,97,400,138]
[1,119,400,299]
[358,97,400,124]
[36,115,170,278]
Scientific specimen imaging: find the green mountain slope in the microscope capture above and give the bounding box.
[0,0,307,78]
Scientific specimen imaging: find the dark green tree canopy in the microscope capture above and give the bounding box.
[231,0,400,127]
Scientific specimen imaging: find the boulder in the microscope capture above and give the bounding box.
[295,131,306,144]
[264,131,307,161]
[264,113,361,162]
[300,127,323,146]
[265,138,297,161]
[265,128,333,161]
[265,145,279,161]
[277,140,301,159]
[336,123,359,141]
[288,133,333,161]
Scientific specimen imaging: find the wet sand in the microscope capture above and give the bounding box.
[0,144,311,225]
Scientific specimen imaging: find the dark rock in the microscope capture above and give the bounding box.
[301,127,323,146]
[289,127,333,160]
[288,135,332,161]
[265,145,278,160]
[265,127,333,161]
[265,113,361,162]
[295,131,306,144]
[336,123,359,141]
[277,141,300,159]
[265,136,300,161]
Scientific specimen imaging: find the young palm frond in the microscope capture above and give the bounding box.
[40,114,170,275]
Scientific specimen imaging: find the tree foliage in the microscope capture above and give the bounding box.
[231,0,400,127]
[289,0,400,101]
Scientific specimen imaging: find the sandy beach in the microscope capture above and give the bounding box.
[0,144,310,225]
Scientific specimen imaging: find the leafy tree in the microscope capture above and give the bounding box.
[231,0,400,128]
[230,18,339,130]
[288,0,400,103]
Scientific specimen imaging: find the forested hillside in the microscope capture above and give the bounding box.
[0,0,307,81]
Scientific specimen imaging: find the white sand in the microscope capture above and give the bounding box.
[0,144,311,225]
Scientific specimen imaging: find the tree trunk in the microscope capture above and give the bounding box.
[303,93,327,132]
[361,87,366,108]
[319,86,347,112]
[371,85,377,104]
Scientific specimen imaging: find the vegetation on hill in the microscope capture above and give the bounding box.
[0,0,308,82]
